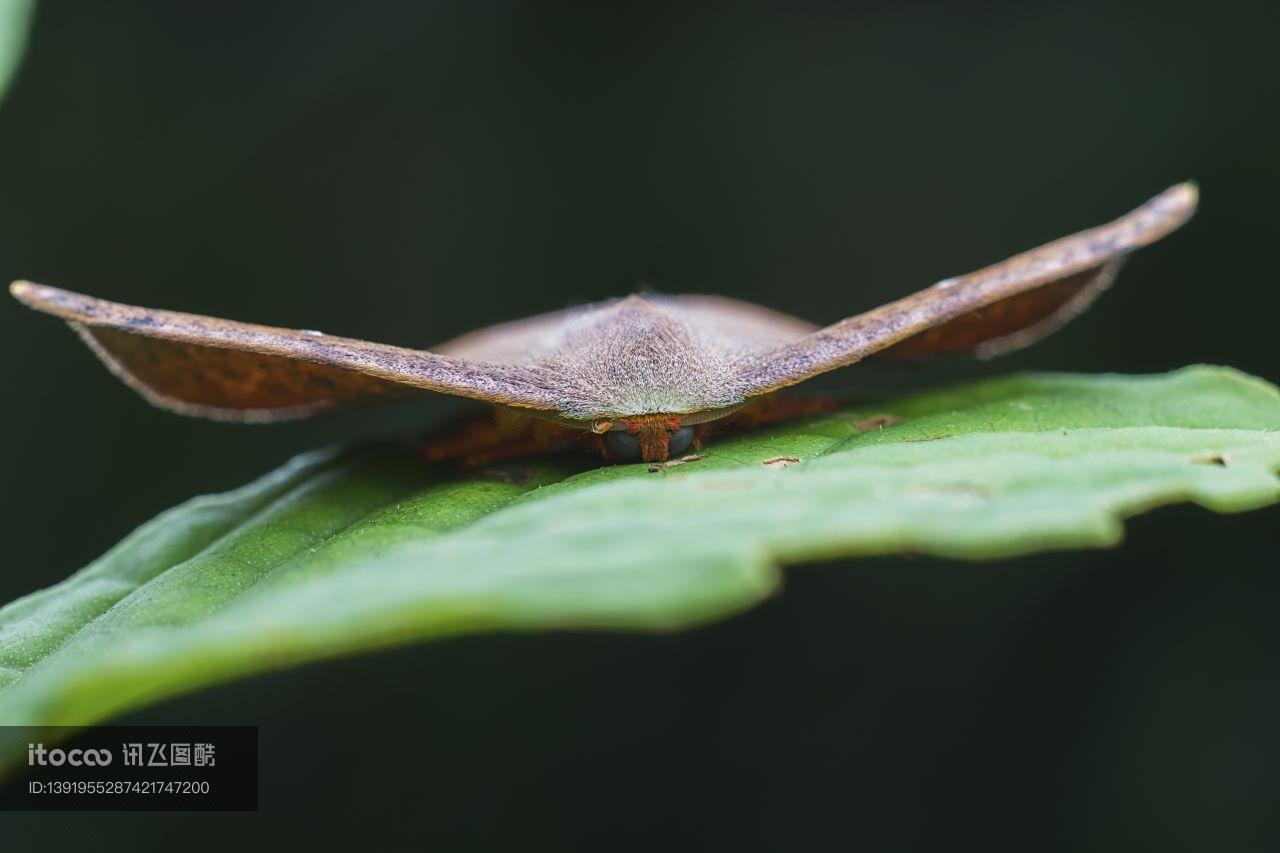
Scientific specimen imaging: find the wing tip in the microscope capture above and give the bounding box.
[1122,181,1198,248]
[10,279,37,304]
[10,281,106,325]
[1157,180,1200,224]
[10,280,70,312]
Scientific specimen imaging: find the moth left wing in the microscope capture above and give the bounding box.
[735,182,1198,397]
[10,283,562,421]
[866,262,1122,361]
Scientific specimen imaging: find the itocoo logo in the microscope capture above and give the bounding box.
[27,743,113,766]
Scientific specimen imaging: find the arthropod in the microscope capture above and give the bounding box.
[12,183,1197,465]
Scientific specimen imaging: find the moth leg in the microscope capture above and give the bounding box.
[419,408,590,467]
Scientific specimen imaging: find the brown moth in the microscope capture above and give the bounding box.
[10,183,1197,465]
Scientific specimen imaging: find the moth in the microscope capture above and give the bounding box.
[11,183,1197,466]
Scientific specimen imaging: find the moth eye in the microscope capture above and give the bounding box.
[667,426,694,456]
[605,430,642,462]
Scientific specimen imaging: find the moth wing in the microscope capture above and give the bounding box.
[647,295,819,349]
[432,294,817,363]
[867,261,1122,361]
[10,283,562,421]
[736,182,1198,396]
[431,304,593,363]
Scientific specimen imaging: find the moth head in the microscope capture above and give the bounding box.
[591,416,696,464]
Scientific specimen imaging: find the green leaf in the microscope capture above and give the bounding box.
[2,366,1278,767]
[0,0,34,106]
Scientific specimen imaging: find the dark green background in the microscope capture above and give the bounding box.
[3,2,1277,849]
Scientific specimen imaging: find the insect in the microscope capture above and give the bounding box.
[11,183,1197,466]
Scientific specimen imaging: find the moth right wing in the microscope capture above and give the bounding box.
[735,182,1198,397]
[10,283,563,421]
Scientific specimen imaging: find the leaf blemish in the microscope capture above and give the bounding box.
[1189,452,1233,467]
[851,414,905,432]
[647,454,705,472]
[761,456,801,468]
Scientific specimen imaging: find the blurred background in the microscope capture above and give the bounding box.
[2,1,1277,849]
